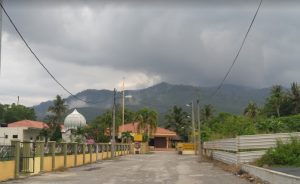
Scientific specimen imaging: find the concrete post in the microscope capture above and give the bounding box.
[96,144,99,161]
[62,142,67,169]
[36,141,45,172]
[11,139,20,178]
[49,141,56,171]
[73,142,78,167]
[88,144,92,164]
[83,144,86,164]
[101,144,104,160]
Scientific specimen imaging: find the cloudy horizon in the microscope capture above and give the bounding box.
[0,0,300,106]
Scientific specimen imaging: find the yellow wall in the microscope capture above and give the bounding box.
[44,156,52,172]
[54,156,64,170]
[85,154,90,164]
[92,153,97,162]
[97,153,102,160]
[0,160,15,181]
[29,157,41,175]
[77,154,83,166]
[66,155,75,168]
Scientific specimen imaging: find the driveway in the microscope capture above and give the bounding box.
[5,152,249,184]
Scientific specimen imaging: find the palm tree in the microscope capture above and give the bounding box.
[270,85,284,117]
[48,95,68,124]
[165,106,189,141]
[135,108,158,140]
[289,82,300,114]
[244,101,260,118]
[201,104,214,122]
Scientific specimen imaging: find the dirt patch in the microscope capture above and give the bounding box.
[201,156,270,184]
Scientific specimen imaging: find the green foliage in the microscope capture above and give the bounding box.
[203,113,256,140]
[0,103,36,124]
[135,108,158,137]
[255,118,287,133]
[257,137,300,167]
[164,106,190,142]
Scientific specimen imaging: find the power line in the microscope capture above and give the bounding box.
[0,2,105,104]
[211,0,263,97]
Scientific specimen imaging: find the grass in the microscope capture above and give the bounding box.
[256,137,300,167]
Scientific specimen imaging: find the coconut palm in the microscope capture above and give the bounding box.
[289,82,300,114]
[269,85,284,117]
[135,108,158,139]
[244,101,260,119]
[48,95,68,124]
[201,104,214,122]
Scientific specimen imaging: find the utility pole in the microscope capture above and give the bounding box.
[191,101,196,155]
[0,0,2,74]
[111,88,116,158]
[197,99,202,161]
[122,78,125,135]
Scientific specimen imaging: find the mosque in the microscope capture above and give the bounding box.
[62,109,87,142]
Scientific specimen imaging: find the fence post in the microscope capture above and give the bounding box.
[11,139,20,179]
[62,142,67,169]
[49,141,56,171]
[89,144,92,164]
[36,141,45,172]
[236,136,240,164]
[73,142,78,167]
[83,144,86,164]
[96,144,99,161]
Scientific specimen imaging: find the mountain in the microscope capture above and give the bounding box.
[33,82,270,125]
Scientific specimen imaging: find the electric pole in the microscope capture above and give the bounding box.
[122,78,125,135]
[111,88,116,158]
[191,101,196,155]
[197,99,202,161]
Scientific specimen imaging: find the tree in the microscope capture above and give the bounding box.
[48,95,68,124]
[201,104,215,122]
[165,106,190,141]
[269,85,285,117]
[244,101,260,119]
[44,95,68,142]
[0,103,36,124]
[135,108,158,139]
[289,82,300,114]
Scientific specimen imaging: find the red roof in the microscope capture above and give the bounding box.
[118,122,177,137]
[8,120,49,129]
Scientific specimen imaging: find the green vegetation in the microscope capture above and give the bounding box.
[40,95,68,142]
[0,103,36,124]
[165,106,190,142]
[257,138,300,167]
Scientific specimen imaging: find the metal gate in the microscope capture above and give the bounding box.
[19,142,36,174]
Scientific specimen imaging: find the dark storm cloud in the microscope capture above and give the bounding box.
[1,0,300,105]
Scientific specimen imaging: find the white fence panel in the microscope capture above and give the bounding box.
[212,151,237,165]
[203,138,237,152]
[238,132,300,150]
[238,151,266,163]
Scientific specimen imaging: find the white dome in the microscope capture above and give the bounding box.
[64,109,86,130]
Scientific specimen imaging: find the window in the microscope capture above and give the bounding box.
[5,135,8,139]
[12,135,18,139]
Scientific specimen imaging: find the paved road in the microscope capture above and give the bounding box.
[6,152,249,184]
[271,167,300,177]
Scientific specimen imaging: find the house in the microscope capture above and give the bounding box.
[0,120,48,145]
[118,122,177,150]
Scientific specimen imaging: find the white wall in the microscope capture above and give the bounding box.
[0,127,26,145]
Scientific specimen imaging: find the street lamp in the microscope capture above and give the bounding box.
[186,102,196,155]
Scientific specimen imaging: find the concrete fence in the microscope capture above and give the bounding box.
[203,132,300,165]
[0,140,133,182]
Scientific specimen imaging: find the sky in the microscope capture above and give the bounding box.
[0,0,300,106]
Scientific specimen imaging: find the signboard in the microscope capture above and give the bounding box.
[134,134,143,142]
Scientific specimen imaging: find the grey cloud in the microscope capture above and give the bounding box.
[1,0,300,105]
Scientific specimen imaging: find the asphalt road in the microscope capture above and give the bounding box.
[271,167,300,177]
[5,152,250,184]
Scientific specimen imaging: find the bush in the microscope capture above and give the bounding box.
[257,137,300,167]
